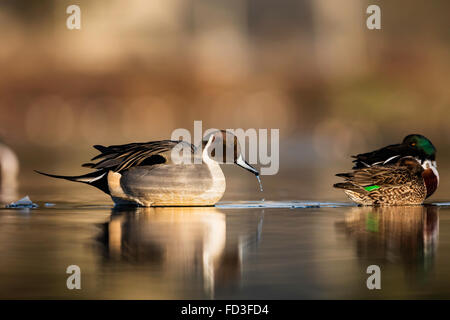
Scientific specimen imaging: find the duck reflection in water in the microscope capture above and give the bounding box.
[96,207,264,297]
[336,205,439,281]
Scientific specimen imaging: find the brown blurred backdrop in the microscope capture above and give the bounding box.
[0,0,449,201]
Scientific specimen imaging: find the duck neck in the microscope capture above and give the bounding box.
[201,143,226,197]
[202,144,221,169]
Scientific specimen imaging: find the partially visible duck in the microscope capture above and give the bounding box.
[0,141,19,202]
[36,130,259,207]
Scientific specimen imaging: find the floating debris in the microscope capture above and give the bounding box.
[430,202,450,207]
[6,196,38,209]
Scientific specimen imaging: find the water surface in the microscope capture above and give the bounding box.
[1,185,450,299]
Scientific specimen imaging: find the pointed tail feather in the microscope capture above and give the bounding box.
[333,182,352,189]
[35,170,110,194]
[34,170,105,183]
[93,145,109,153]
[335,173,353,179]
[333,182,368,194]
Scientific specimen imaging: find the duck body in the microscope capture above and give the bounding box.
[37,130,258,207]
[334,156,427,206]
[335,134,439,206]
[107,160,226,207]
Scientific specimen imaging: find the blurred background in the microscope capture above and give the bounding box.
[0,0,449,202]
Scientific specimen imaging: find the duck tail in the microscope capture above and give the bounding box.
[34,170,110,194]
[333,182,368,194]
[333,182,352,190]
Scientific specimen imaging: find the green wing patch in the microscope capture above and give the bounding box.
[364,185,381,192]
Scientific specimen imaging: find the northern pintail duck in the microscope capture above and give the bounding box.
[334,134,438,206]
[36,130,259,207]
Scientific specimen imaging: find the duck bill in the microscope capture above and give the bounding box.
[236,155,260,176]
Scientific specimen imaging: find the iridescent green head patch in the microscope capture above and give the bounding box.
[403,134,436,158]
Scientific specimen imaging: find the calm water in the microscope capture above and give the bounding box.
[1,182,450,299]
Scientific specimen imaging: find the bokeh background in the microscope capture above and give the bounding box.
[0,0,449,202]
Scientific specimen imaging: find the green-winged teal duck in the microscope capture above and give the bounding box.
[335,134,438,205]
[334,156,428,205]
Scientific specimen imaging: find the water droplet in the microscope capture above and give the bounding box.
[256,175,264,192]
[256,175,265,202]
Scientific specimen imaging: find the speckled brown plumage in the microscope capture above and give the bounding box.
[334,157,427,206]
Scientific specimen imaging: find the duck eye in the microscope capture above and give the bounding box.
[411,142,416,147]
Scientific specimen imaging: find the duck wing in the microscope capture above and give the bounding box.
[82,140,196,173]
[351,143,410,169]
[335,159,422,194]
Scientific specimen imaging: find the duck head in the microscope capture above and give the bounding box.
[203,130,260,176]
[402,134,438,198]
[402,134,436,165]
